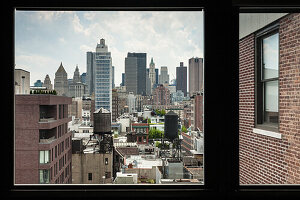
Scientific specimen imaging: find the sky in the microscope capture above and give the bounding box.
[15,10,203,87]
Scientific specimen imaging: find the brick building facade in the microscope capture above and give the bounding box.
[239,13,300,184]
[15,94,72,184]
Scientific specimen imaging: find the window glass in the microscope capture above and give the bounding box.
[262,33,279,80]
[264,80,279,123]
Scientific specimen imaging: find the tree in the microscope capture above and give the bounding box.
[147,118,151,124]
[161,109,166,116]
[181,125,188,133]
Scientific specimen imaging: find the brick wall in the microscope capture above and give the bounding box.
[279,13,300,184]
[239,13,300,184]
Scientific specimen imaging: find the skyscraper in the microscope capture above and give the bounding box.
[159,66,169,85]
[54,62,69,96]
[69,65,87,98]
[176,62,187,96]
[189,57,203,96]
[125,52,146,95]
[148,58,156,93]
[86,38,112,112]
[43,74,53,90]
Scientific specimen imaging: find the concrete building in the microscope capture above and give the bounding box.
[15,94,72,184]
[68,66,87,98]
[72,137,113,184]
[68,97,82,121]
[127,92,136,114]
[86,38,112,111]
[176,62,187,96]
[190,92,203,131]
[112,89,119,122]
[159,66,169,85]
[43,74,53,90]
[188,57,203,96]
[239,13,300,184]
[54,62,69,96]
[15,68,30,94]
[125,52,147,95]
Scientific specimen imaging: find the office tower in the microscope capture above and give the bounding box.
[86,38,112,111]
[148,58,156,93]
[112,66,115,89]
[176,62,187,96]
[121,73,125,86]
[80,73,86,84]
[189,57,203,96]
[54,62,69,96]
[34,80,43,87]
[43,74,53,90]
[15,94,72,184]
[125,52,146,95]
[159,66,169,85]
[69,66,87,98]
[14,68,30,94]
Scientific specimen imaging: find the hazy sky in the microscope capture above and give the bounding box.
[15,10,203,86]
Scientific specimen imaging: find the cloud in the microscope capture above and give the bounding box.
[59,37,66,43]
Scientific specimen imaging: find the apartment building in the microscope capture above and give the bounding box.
[15,94,72,184]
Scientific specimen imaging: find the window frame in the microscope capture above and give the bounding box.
[255,24,280,132]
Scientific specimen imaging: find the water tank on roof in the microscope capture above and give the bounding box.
[164,111,179,141]
[93,108,111,134]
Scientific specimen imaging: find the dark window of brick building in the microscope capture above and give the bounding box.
[88,173,92,181]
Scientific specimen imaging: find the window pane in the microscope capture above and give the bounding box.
[39,151,44,164]
[45,150,49,163]
[39,170,44,183]
[264,80,278,123]
[262,33,279,80]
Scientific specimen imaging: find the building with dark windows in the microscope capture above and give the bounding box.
[15,94,72,184]
[176,62,187,96]
[239,13,300,184]
[125,52,146,95]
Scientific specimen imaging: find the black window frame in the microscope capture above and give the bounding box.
[8,1,300,200]
[255,24,280,132]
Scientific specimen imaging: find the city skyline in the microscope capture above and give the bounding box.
[14,10,204,86]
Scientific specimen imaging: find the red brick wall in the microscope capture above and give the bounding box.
[279,13,300,184]
[239,13,300,184]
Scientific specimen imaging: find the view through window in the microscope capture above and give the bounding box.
[14,10,204,185]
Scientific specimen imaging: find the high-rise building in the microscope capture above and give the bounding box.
[80,73,86,84]
[121,73,125,86]
[127,92,136,114]
[86,38,112,111]
[54,62,69,96]
[176,62,187,96]
[159,66,169,85]
[15,94,72,184]
[15,68,30,94]
[112,89,119,122]
[69,66,87,98]
[148,58,156,93]
[112,66,115,89]
[153,84,170,106]
[43,74,53,90]
[189,57,203,96]
[125,53,146,95]
[34,80,43,87]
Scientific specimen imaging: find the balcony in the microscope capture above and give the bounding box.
[39,105,56,123]
[39,128,56,144]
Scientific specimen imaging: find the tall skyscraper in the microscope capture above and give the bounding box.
[43,74,53,90]
[148,58,156,93]
[73,65,81,83]
[159,66,169,85]
[54,62,69,96]
[176,62,187,96]
[125,52,146,95]
[86,38,112,112]
[112,66,115,89]
[121,73,125,86]
[80,73,86,84]
[189,57,203,96]
[69,65,87,98]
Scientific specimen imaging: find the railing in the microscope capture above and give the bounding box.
[39,136,56,144]
[39,117,56,123]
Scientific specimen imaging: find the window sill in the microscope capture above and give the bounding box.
[253,127,281,139]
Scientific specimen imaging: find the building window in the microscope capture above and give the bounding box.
[105,158,108,165]
[88,173,92,181]
[39,150,50,164]
[256,29,279,130]
[39,169,50,184]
